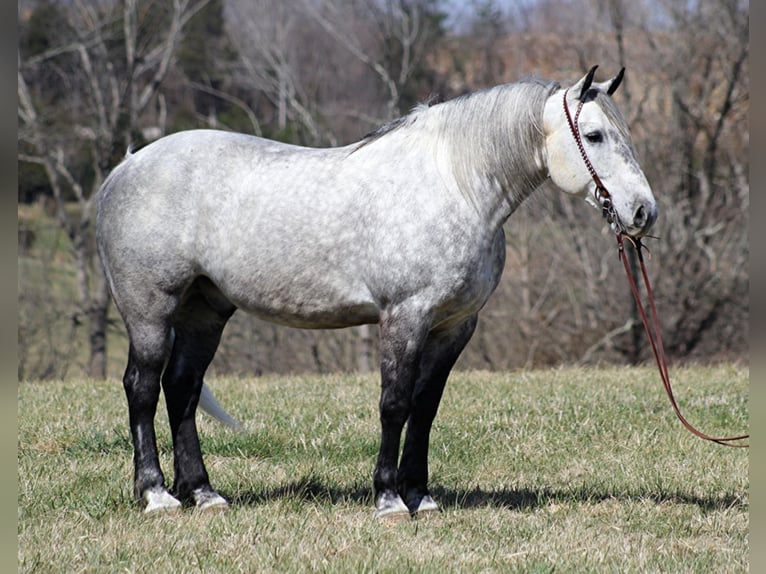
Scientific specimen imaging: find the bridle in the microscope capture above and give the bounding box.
[562,88,622,235]
[563,88,748,448]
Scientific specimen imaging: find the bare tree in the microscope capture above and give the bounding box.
[224,0,337,144]
[18,0,747,378]
[638,0,749,358]
[18,0,210,378]
[305,0,444,121]
[468,0,508,86]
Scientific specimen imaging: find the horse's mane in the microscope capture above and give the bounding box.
[354,78,561,209]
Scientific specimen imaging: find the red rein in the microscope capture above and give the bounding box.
[617,235,748,448]
[563,85,748,448]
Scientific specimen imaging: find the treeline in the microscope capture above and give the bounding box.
[18,0,748,380]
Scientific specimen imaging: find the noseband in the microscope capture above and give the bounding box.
[563,88,748,448]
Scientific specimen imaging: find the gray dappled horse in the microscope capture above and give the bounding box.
[96,67,657,518]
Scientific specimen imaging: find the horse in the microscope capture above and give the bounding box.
[96,66,657,518]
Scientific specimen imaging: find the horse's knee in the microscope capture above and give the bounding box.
[379,384,411,425]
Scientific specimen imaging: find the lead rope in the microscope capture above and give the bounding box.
[563,88,749,448]
[618,235,748,447]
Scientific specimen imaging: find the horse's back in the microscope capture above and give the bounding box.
[96,130,382,327]
[97,129,327,261]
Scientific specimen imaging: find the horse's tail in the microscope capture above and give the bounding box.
[199,383,243,431]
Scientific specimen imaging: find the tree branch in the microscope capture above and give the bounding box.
[577,319,636,366]
[136,0,211,113]
[187,80,262,136]
[305,0,400,117]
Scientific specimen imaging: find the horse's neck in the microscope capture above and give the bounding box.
[462,167,548,235]
[441,94,549,230]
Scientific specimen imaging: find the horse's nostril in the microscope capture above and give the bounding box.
[633,202,657,232]
[634,205,646,227]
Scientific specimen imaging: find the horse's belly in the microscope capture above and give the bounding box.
[238,299,380,329]
[215,271,381,329]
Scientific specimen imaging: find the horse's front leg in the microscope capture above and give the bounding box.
[397,315,478,516]
[373,305,431,520]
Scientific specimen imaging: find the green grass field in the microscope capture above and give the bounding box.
[18,366,748,572]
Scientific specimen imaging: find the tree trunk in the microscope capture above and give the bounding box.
[627,247,642,365]
[356,324,374,373]
[87,265,111,379]
[87,306,108,379]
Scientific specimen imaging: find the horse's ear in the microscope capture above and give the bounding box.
[606,67,625,96]
[572,65,599,100]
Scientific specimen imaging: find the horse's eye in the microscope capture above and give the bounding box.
[584,131,604,144]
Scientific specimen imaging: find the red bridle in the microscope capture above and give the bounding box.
[563,88,749,448]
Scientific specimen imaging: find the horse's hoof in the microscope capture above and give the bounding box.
[192,488,230,512]
[404,492,441,517]
[374,492,411,522]
[412,494,440,517]
[142,487,182,515]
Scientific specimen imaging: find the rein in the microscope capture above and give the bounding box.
[563,88,749,448]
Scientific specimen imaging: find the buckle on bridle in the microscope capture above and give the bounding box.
[595,185,623,234]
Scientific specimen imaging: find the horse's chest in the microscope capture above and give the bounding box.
[451,245,504,303]
[423,230,506,323]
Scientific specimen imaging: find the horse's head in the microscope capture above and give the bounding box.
[543,66,657,238]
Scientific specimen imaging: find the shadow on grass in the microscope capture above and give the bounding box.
[429,485,746,514]
[226,477,746,514]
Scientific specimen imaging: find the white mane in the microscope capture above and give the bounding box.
[357,79,561,210]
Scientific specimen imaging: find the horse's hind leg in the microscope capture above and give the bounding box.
[161,278,234,510]
[122,321,179,513]
[397,314,478,515]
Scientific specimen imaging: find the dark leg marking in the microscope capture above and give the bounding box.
[161,278,235,510]
[373,305,431,520]
[396,315,478,515]
[122,325,179,513]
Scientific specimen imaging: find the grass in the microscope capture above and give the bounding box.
[18,365,748,572]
